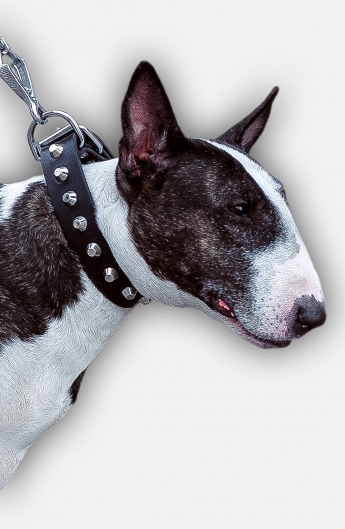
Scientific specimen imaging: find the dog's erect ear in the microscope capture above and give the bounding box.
[118,61,185,185]
[216,87,279,153]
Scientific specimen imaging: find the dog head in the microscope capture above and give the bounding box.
[116,62,326,348]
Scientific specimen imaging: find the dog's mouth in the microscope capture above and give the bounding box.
[211,297,291,349]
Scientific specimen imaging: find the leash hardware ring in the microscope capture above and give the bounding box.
[28,110,85,161]
[39,124,104,155]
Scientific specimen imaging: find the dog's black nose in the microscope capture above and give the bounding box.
[293,295,326,336]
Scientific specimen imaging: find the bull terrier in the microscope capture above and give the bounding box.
[0,61,326,488]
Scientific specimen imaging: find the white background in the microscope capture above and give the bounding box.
[0,1,344,527]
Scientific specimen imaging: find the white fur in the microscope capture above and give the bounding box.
[0,270,130,488]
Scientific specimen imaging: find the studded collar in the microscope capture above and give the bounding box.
[40,130,150,309]
[0,38,149,308]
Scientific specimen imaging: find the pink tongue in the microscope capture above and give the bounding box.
[218,299,231,311]
[218,299,236,319]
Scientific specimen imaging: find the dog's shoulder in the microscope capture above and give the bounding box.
[0,178,83,346]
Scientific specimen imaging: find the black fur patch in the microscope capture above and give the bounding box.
[118,139,284,312]
[69,369,87,404]
[0,182,83,347]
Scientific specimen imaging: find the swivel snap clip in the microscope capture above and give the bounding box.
[0,37,46,125]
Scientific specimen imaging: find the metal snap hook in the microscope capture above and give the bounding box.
[0,36,47,125]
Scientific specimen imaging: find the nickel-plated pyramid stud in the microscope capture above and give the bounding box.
[103,268,118,282]
[86,243,101,257]
[122,287,137,300]
[54,166,69,181]
[49,144,64,158]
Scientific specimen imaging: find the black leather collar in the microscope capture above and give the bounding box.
[40,131,145,309]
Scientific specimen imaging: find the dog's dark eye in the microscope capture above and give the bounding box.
[229,203,249,216]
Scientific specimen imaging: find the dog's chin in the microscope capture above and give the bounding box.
[211,297,291,349]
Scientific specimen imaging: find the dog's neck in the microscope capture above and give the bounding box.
[83,158,157,300]
[84,159,201,309]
